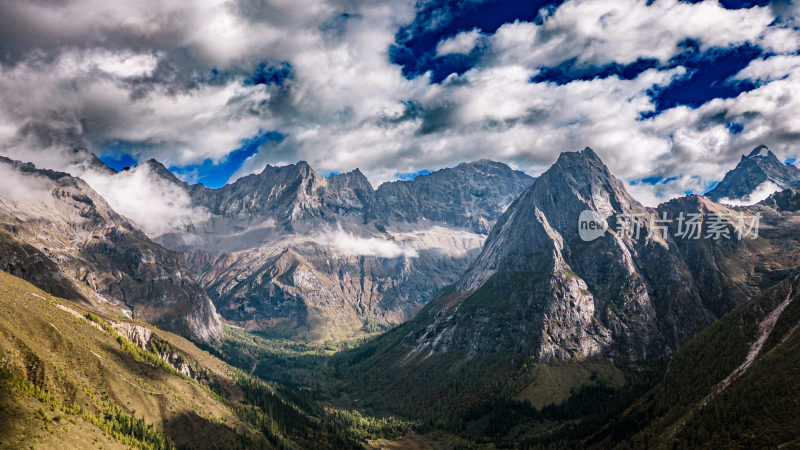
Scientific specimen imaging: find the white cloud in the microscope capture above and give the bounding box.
[733,54,800,84]
[627,175,711,207]
[489,0,774,68]
[436,28,482,55]
[320,227,418,259]
[0,0,798,210]
[79,164,210,236]
[0,162,55,205]
[718,180,781,206]
[92,52,160,78]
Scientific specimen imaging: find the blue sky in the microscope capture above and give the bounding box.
[1,0,799,205]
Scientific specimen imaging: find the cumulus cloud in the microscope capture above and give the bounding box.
[732,53,800,84]
[436,28,482,55]
[627,175,711,207]
[488,0,774,68]
[0,0,798,208]
[320,227,418,259]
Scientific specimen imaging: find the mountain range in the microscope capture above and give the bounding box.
[0,156,221,342]
[325,146,800,447]
[382,147,798,365]
[144,158,534,341]
[1,143,799,447]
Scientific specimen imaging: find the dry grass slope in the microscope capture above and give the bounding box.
[0,270,268,449]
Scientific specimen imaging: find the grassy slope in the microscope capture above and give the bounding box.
[0,268,404,449]
[591,272,800,449]
[0,269,268,449]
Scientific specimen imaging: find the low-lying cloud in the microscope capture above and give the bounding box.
[80,164,210,236]
[321,227,418,259]
[718,181,781,207]
[0,161,56,206]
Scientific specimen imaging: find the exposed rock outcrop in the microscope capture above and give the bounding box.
[147,159,534,341]
[399,148,800,364]
[0,156,222,343]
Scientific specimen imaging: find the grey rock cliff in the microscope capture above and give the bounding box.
[399,148,800,364]
[147,159,534,341]
[0,156,222,343]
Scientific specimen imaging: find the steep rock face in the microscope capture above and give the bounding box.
[0,230,85,302]
[759,187,800,212]
[0,157,221,342]
[705,145,800,204]
[149,159,533,341]
[400,148,800,364]
[375,160,534,233]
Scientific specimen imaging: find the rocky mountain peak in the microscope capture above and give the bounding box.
[327,168,374,191]
[746,144,775,159]
[69,147,117,175]
[549,147,610,177]
[759,187,800,212]
[253,160,320,184]
[706,145,800,204]
[533,147,642,219]
[139,159,187,185]
[404,147,736,365]
[292,160,314,177]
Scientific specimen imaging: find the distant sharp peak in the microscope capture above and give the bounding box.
[116,158,189,189]
[746,144,774,159]
[563,146,602,161]
[327,167,374,190]
[256,160,318,178]
[547,147,609,176]
[143,158,180,178]
[546,147,621,184]
[738,144,798,170]
[529,146,644,213]
[70,147,117,175]
[740,145,786,168]
[706,144,800,203]
[328,166,367,179]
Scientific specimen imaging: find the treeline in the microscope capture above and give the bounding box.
[0,366,175,450]
[233,373,362,449]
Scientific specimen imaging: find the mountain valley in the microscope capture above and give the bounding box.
[1,145,799,448]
